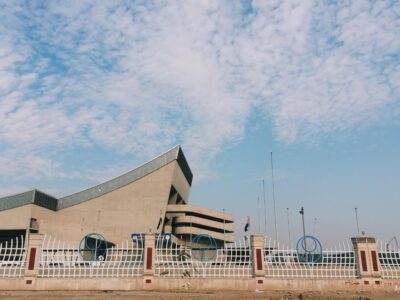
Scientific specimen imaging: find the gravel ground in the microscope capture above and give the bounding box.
[0,290,400,300]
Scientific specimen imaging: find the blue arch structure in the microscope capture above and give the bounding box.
[296,235,323,264]
[79,232,109,262]
[190,234,218,262]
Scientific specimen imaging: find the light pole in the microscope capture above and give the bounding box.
[299,207,306,258]
[286,208,291,248]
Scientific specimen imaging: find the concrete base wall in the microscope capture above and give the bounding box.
[1,277,399,292]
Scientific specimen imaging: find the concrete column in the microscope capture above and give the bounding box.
[143,234,156,287]
[250,235,266,287]
[24,233,44,285]
[351,237,381,280]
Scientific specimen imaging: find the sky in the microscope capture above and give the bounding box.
[0,0,399,247]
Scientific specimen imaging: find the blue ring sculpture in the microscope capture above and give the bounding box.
[79,232,108,261]
[190,234,218,262]
[296,235,323,264]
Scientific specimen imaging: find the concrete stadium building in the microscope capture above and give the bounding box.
[0,146,234,246]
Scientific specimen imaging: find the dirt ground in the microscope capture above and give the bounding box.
[0,290,399,300]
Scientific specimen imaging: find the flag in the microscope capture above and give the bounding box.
[157,210,163,230]
[244,216,250,232]
[299,207,304,215]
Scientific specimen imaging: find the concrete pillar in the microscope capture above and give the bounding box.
[143,234,156,288]
[351,237,381,280]
[250,235,265,287]
[24,233,44,285]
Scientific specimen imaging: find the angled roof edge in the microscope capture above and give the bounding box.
[58,145,193,210]
[0,189,58,212]
[0,145,193,212]
[0,190,34,212]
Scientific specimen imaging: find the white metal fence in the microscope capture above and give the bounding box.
[379,241,400,279]
[264,239,357,279]
[155,235,252,277]
[0,235,26,278]
[5,233,400,280]
[38,235,144,278]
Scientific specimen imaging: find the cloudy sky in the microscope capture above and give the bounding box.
[0,0,399,245]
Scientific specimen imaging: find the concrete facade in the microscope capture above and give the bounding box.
[0,146,234,245]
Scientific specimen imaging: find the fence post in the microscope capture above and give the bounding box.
[351,237,382,281]
[143,234,156,287]
[250,235,265,286]
[24,233,44,285]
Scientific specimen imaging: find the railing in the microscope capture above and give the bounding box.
[155,235,252,277]
[38,235,144,278]
[264,239,357,279]
[0,235,26,278]
[4,233,400,281]
[379,241,400,279]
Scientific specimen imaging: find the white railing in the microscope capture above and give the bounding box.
[379,241,400,279]
[38,235,144,278]
[264,239,357,279]
[0,235,26,278]
[155,235,252,277]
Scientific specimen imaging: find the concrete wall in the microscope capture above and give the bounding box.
[0,161,185,245]
[1,233,399,292]
[0,205,32,230]
[0,157,234,246]
[1,278,399,292]
[30,161,179,244]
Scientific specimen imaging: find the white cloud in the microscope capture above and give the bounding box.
[0,0,398,190]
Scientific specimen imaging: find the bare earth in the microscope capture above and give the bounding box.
[0,290,400,300]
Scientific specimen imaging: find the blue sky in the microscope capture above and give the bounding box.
[0,1,399,246]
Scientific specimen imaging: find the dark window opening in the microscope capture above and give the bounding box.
[0,230,26,261]
[0,229,26,246]
[173,222,233,234]
[168,185,185,205]
[184,212,233,224]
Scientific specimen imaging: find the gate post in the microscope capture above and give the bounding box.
[351,237,382,282]
[250,235,266,287]
[24,233,44,285]
[143,234,156,288]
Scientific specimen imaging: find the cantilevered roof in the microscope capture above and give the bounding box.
[58,145,192,209]
[0,145,192,212]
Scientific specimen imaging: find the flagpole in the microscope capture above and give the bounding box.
[257,196,261,234]
[271,152,278,243]
[262,179,267,236]
[223,208,226,248]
